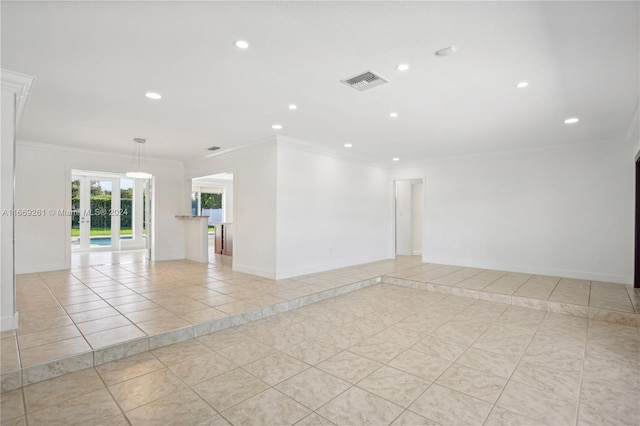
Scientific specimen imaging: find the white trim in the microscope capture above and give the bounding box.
[184,139,274,177]
[0,312,19,331]
[185,134,389,170]
[275,255,389,280]
[233,263,276,280]
[1,69,35,124]
[16,263,68,274]
[276,135,387,169]
[388,180,396,259]
[187,167,236,181]
[412,250,423,255]
[72,169,129,179]
[396,136,634,169]
[17,140,182,169]
[422,256,632,285]
[185,136,277,163]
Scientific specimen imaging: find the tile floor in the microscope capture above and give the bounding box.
[1,255,639,425]
[2,283,639,425]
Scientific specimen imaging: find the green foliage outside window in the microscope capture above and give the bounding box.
[71,180,134,236]
[201,193,222,209]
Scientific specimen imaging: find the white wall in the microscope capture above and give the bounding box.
[223,180,234,223]
[275,141,392,278]
[394,141,634,283]
[185,140,278,278]
[412,182,424,255]
[395,181,413,255]
[15,142,186,273]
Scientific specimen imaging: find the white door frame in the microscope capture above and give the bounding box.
[392,177,425,259]
[73,175,120,252]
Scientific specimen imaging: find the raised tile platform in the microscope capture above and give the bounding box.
[2,256,637,391]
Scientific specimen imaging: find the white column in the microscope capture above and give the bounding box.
[1,70,35,331]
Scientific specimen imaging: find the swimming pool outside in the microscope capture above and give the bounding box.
[71,236,133,246]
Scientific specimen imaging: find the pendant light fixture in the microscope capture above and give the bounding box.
[126,138,152,179]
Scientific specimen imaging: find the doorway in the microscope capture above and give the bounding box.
[394,179,424,257]
[191,172,234,263]
[72,176,120,251]
[71,170,150,256]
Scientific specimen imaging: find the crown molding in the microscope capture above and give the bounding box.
[275,135,388,170]
[1,69,36,124]
[16,139,182,169]
[186,136,277,163]
[397,136,634,169]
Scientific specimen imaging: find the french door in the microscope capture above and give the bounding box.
[71,175,121,251]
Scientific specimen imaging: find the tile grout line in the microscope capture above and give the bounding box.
[12,267,620,425]
[20,384,28,426]
[146,348,232,425]
[6,276,382,390]
[481,309,550,425]
[7,264,637,395]
[385,276,639,327]
[410,299,523,425]
[574,315,591,426]
[94,363,133,426]
[373,300,479,424]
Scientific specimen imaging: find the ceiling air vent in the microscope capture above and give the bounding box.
[341,70,388,91]
[207,146,221,151]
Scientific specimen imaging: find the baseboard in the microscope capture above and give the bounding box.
[152,253,185,262]
[422,256,632,285]
[15,263,67,274]
[1,312,18,331]
[412,249,422,256]
[233,263,276,280]
[275,254,389,280]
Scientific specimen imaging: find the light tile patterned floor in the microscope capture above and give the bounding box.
[1,255,639,425]
[1,282,639,425]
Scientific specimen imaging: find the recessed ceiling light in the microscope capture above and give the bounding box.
[435,46,457,57]
[344,143,353,148]
[234,40,249,49]
[288,104,297,110]
[564,118,579,124]
[396,64,409,71]
[390,112,398,118]
[392,157,400,161]
[516,81,529,88]
[272,124,283,130]
[145,92,162,100]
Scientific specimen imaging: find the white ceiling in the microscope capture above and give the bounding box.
[2,1,638,164]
